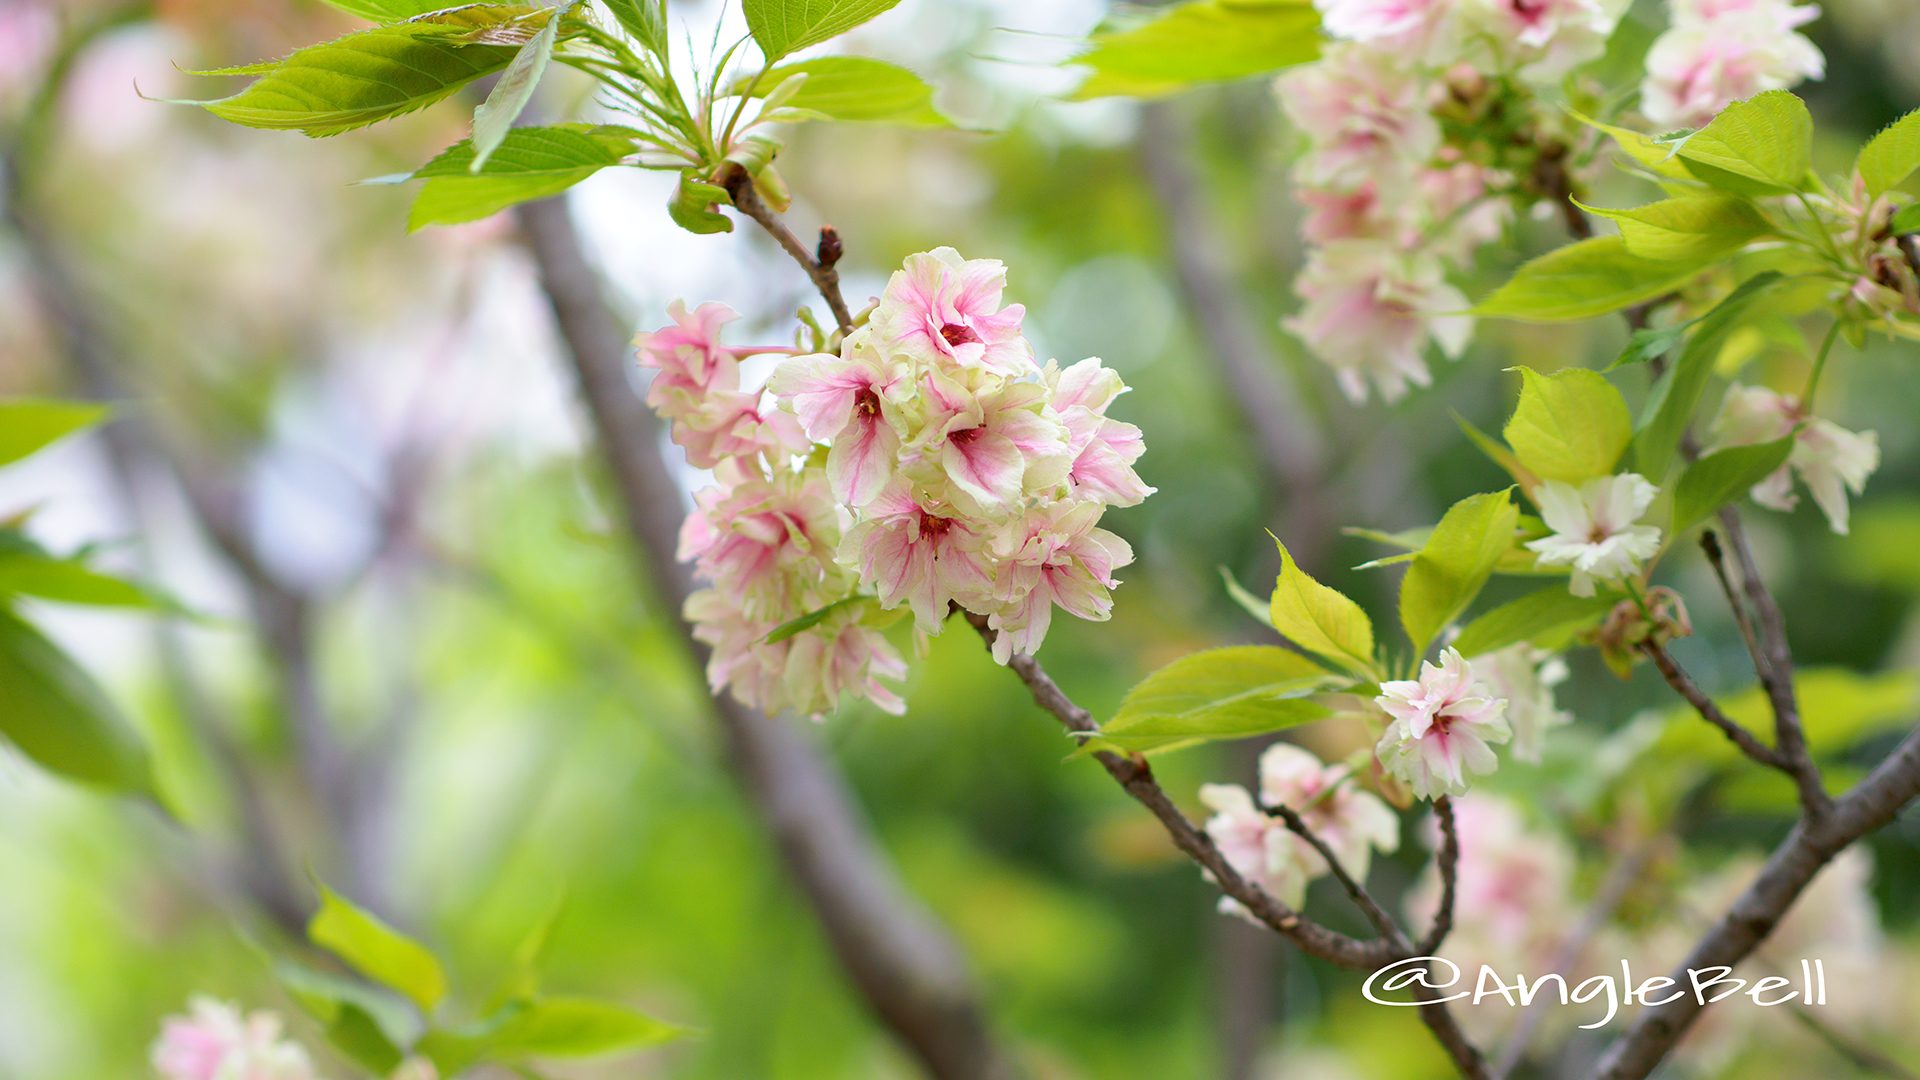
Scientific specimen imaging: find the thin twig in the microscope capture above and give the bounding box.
[1638,641,1788,769]
[1267,803,1401,941]
[718,162,854,333]
[1419,796,1461,956]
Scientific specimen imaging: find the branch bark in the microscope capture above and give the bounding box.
[513,197,1013,1080]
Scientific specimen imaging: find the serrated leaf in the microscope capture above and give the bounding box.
[1859,107,1920,197]
[309,884,447,1014]
[1570,108,1692,180]
[1453,586,1615,657]
[321,0,471,20]
[741,57,949,126]
[1081,646,1336,756]
[1503,368,1632,483]
[601,0,667,56]
[1269,535,1375,677]
[1670,436,1794,536]
[1474,236,1709,322]
[0,605,155,795]
[743,0,903,61]
[1576,195,1769,262]
[405,124,638,228]
[1399,490,1520,656]
[1674,90,1812,195]
[182,18,533,137]
[0,399,108,467]
[1070,0,1320,99]
[1632,272,1782,478]
[469,4,570,171]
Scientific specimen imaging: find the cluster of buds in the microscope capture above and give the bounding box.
[1641,0,1825,130]
[640,248,1150,718]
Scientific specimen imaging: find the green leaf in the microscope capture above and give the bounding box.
[1453,587,1615,657]
[405,125,639,229]
[1503,368,1632,484]
[326,1004,408,1074]
[182,18,531,137]
[1083,646,1335,757]
[1218,566,1274,628]
[1474,236,1708,322]
[1070,0,1320,99]
[1656,667,1919,764]
[1670,436,1794,536]
[1453,411,1538,490]
[0,549,179,610]
[0,399,108,468]
[1893,203,1920,235]
[762,595,869,644]
[0,605,155,795]
[1269,535,1375,677]
[320,0,468,20]
[602,0,668,57]
[1576,195,1770,262]
[1606,322,1691,371]
[1632,272,1782,478]
[309,884,448,1015]
[743,0,904,61]
[668,171,734,234]
[422,998,685,1072]
[469,3,571,171]
[1399,490,1520,657]
[1675,90,1813,195]
[490,891,567,1008]
[743,58,949,127]
[1570,108,1691,180]
[1859,107,1920,197]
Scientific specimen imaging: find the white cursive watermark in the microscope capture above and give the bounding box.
[1362,957,1828,1029]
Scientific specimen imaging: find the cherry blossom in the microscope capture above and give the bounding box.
[1374,648,1512,799]
[1525,473,1663,596]
[677,464,842,623]
[151,998,317,1080]
[842,479,996,632]
[987,501,1134,663]
[1278,46,1441,191]
[1315,0,1457,48]
[1199,782,1314,911]
[1640,0,1823,129]
[768,339,910,506]
[870,247,1034,376]
[1708,384,1880,534]
[1460,0,1626,81]
[1475,645,1572,763]
[909,372,1070,512]
[1285,240,1472,404]
[1259,744,1401,883]
[1047,358,1154,508]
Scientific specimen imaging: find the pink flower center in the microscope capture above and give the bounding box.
[921,515,954,541]
[854,386,881,417]
[950,426,982,446]
[940,322,980,347]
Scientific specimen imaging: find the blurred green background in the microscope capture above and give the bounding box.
[2,1,1918,1077]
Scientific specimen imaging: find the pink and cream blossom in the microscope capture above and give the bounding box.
[1047,358,1154,508]
[1200,783,1312,911]
[1259,744,1401,883]
[1524,473,1663,596]
[1708,384,1879,534]
[151,998,317,1080]
[870,247,1034,376]
[1640,1,1823,129]
[1279,46,1441,191]
[1475,645,1572,763]
[1375,648,1512,799]
[768,339,910,506]
[987,501,1134,663]
[1285,241,1472,404]
[842,479,996,632]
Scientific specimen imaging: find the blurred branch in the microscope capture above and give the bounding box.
[513,196,1015,1080]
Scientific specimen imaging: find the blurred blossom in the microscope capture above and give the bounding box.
[1641,0,1824,129]
[150,998,316,1080]
[1284,241,1472,404]
[1708,385,1879,535]
[1475,645,1572,763]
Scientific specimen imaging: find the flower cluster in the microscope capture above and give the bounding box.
[639,248,1149,717]
[1524,472,1664,596]
[1641,0,1825,130]
[1200,743,1400,913]
[1708,384,1880,534]
[1278,1,1636,401]
[151,998,318,1080]
[1374,647,1514,798]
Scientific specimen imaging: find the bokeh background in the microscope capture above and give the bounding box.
[3,0,1919,1076]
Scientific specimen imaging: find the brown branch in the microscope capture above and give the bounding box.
[718,162,854,334]
[1267,803,1401,941]
[513,197,1013,1080]
[1419,796,1460,955]
[1638,641,1788,769]
[1593,723,1920,1079]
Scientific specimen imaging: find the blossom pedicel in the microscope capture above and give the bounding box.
[639,248,1150,718]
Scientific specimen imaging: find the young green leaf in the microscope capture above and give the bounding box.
[1674,90,1813,195]
[1606,322,1691,371]
[404,125,639,229]
[741,57,949,126]
[1452,586,1615,658]
[1858,107,1920,197]
[1399,490,1521,657]
[1474,236,1708,322]
[309,883,448,1015]
[743,0,904,61]
[1632,272,1782,478]
[181,20,528,137]
[320,0,470,20]
[762,595,872,643]
[668,171,734,234]
[1575,195,1770,262]
[421,997,685,1072]
[1893,203,1920,235]
[0,606,155,796]
[1669,436,1794,536]
[1069,0,1320,99]
[0,548,182,610]
[1270,535,1376,677]
[469,4,571,171]
[0,398,108,467]
[601,0,668,57]
[1503,368,1632,483]
[1083,646,1336,756]
[1569,108,1691,180]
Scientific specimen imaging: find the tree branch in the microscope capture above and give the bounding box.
[1638,641,1788,769]
[1419,796,1460,956]
[719,162,854,334]
[513,197,1013,1080]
